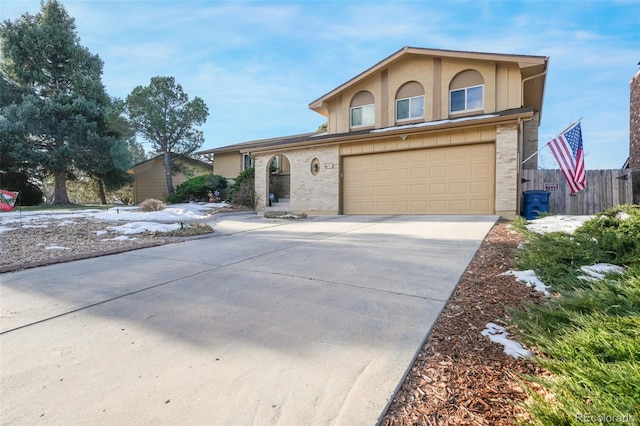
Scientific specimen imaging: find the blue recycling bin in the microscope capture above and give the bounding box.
[522,190,550,220]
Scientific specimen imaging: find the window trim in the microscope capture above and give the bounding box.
[449,84,484,114]
[350,103,375,128]
[395,95,425,122]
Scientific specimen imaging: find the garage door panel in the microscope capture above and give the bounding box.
[394,201,409,211]
[343,143,495,214]
[450,200,469,211]
[429,166,447,178]
[449,182,468,194]
[450,164,468,176]
[470,199,492,212]
[429,200,447,213]
[471,181,491,193]
[411,200,427,211]
[429,183,447,194]
[411,183,427,195]
[394,169,409,179]
[411,168,427,178]
[394,185,409,196]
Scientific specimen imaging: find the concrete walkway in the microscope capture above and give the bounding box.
[0,214,497,425]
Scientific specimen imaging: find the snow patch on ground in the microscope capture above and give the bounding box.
[109,222,181,235]
[525,215,594,234]
[615,211,631,220]
[578,263,626,281]
[45,245,70,250]
[499,270,550,295]
[481,323,532,359]
[0,202,227,236]
[101,235,137,241]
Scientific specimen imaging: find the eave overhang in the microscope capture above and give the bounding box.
[244,108,534,155]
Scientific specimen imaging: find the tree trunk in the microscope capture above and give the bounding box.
[164,151,174,195]
[98,179,107,205]
[51,170,71,204]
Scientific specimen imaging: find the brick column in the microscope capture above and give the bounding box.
[495,123,519,217]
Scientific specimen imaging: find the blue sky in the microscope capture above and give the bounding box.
[2,0,638,169]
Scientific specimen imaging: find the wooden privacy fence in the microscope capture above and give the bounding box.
[520,169,639,215]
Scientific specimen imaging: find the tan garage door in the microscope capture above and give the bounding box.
[342,143,495,214]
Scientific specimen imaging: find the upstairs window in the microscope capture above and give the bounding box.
[395,81,425,122]
[450,85,483,113]
[396,95,424,121]
[351,104,375,128]
[449,70,484,114]
[350,91,375,129]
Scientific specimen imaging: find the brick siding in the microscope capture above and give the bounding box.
[630,71,640,169]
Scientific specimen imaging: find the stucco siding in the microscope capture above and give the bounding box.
[325,55,525,137]
[213,152,242,179]
[495,63,523,112]
[387,56,434,124]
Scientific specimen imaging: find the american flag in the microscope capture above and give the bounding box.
[547,122,585,193]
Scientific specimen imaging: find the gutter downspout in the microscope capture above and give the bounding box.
[518,69,546,215]
[517,117,525,215]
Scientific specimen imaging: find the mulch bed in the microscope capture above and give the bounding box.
[382,220,546,425]
[0,240,177,274]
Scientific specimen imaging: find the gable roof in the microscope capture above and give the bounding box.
[309,46,548,117]
[128,154,212,173]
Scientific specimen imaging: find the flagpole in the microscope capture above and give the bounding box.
[521,118,583,165]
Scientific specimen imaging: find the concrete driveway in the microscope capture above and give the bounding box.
[0,214,497,425]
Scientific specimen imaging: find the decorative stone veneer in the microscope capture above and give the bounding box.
[495,122,519,217]
[255,145,341,214]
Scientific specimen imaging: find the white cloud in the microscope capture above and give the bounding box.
[2,0,637,167]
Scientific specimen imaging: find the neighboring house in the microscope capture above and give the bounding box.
[128,155,212,204]
[627,68,640,169]
[199,46,548,217]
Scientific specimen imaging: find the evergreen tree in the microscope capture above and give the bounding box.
[125,76,208,195]
[0,0,117,204]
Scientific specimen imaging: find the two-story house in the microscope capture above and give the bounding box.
[200,46,548,217]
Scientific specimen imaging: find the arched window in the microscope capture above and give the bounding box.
[350,91,375,128]
[395,81,425,122]
[449,70,484,114]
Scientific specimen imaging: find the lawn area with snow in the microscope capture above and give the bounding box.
[0,202,228,235]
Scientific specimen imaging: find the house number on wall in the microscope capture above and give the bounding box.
[544,182,559,191]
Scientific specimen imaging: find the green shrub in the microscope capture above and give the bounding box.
[574,205,640,267]
[168,174,227,203]
[228,167,256,208]
[509,204,640,424]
